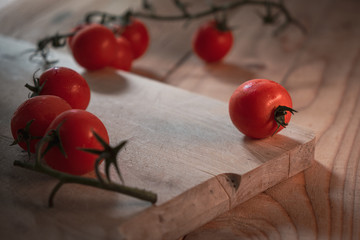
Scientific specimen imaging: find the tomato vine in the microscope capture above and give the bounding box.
[13,120,157,207]
[13,0,303,206]
[29,0,306,67]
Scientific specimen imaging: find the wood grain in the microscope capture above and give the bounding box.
[181,0,360,239]
[0,36,314,239]
[0,0,359,239]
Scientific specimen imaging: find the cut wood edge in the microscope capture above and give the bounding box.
[0,35,316,240]
[118,177,230,240]
[217,126,315,208]
[217,153,290,208]
[288,135,315,177]
[118,127,315,240]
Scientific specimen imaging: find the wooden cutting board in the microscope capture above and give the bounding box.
[0,35,315,240]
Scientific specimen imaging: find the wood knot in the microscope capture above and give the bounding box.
[225,173,241,191]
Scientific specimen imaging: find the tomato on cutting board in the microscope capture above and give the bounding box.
[11,95,72,153]
[43,109,109,175]
[229,79,296,139]
[67,23,88,49]
[121,18,150,60]
[27,66,91,110]
[110,36,134,71]
[71,23,117,70]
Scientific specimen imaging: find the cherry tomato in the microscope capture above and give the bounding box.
[71,23,117,70]
[11,95,72,153]
[67,24,88,49]
[192,20,233,63]
[121,18,150,59]
[110,36,134,71]
[228,79,296,139]
[43,109,109,175]
[34,66,91,110]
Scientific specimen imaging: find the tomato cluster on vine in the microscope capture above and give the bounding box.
[11,66,109,175]
[32,0,306,71]
[66,16,233,70]
[192,20,234,63]
[10,64,158,204]
[69,18,149,71]
[228,79,297,139]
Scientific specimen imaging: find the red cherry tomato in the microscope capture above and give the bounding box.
[43,109,109,175]
[35,67,91,110]
[110,36,134,71]
[71,24,117,70]
[192,20,233,63]
[67,24,88,49]
[121,18,150,59]
[11,95,72,153]
[229,79,296,139]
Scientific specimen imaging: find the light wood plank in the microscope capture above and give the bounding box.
[163,0,317,102]
[184,0,360,239]
[1,0,359,239]
[0,35,314,239]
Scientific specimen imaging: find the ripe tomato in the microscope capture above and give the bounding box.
[228,79,296,139]
[110,36,134,71]
[43,109,109,175]
[67,24,88,49]
[33,66,91,110]
[121,18,149,59]
[11,95,72,153]
[192,20,233,63]
[71,23,117,70]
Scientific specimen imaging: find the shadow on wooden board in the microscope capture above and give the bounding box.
[82,68,129,95]
[184,160,334,240]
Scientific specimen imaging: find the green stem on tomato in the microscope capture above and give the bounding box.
[85,0,306,34]
[48,181,65,207]
[273,105,297,136]
[13,160,157,206]
[10,119,41,159]
[13,129,157,207]
[32,0,305,67]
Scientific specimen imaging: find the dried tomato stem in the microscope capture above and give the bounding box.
[273,105,297,135]
[14,160,157,206]
[24,69,45,98]
[13,130,157,207]
[48,180,64,207]
[32,0,305,66]
[10,119,41,159]
[85,0,305,35]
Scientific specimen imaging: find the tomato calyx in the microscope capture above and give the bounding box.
[273,105,297,135]
[214,14,231,32]
[13,130,157,207]
[25,70,45,98]
[80,131,127,184]
[256,1,280,25]
[41,121,67,159]
[10,119,41,158]
[120,10,133,26]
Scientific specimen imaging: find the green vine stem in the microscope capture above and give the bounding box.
[273,105,297,135]
[13,160,157,206]
[30,0,305,66]
[85,0,306,34]
[13,129,157,207]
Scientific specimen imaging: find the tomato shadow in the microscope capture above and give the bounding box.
[82,68,129,95]
[185,163,331,239]
[202,60,265,86]
[240,131,303,164]
[8,153,151,238]
[9,173,151,239]
[131,66,165,82]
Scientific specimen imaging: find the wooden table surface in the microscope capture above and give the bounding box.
[1,0,359,239]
